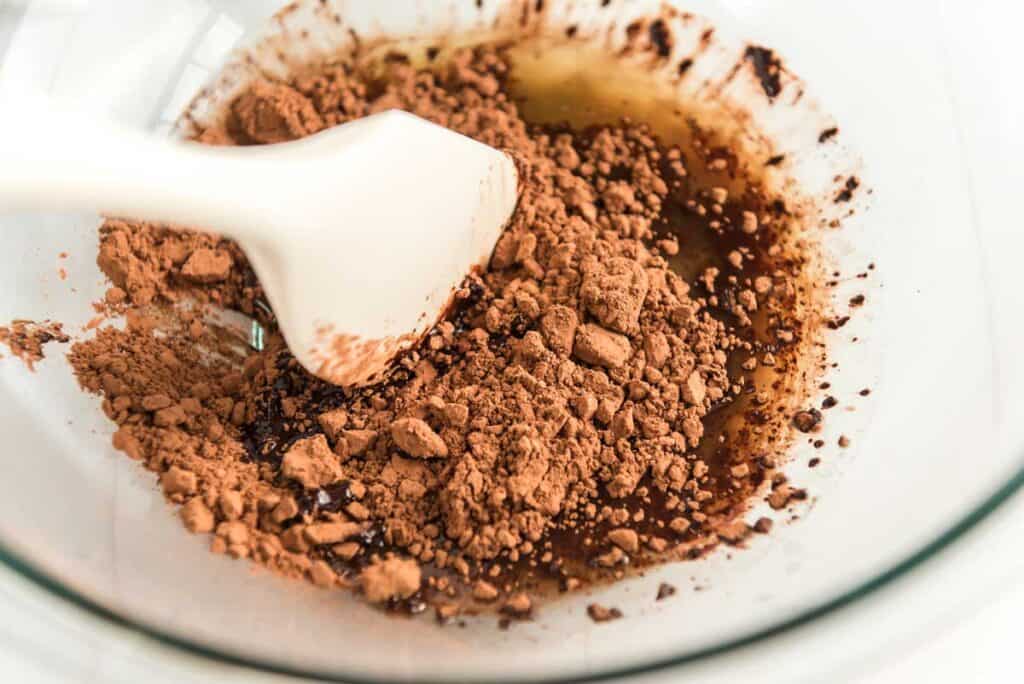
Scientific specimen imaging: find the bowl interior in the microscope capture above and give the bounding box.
[0,1,1010,681]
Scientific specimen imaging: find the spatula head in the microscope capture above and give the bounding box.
[240,110,519,387]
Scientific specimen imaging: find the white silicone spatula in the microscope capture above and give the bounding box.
[0,105,519,387]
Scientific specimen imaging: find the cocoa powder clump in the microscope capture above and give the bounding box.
[360,556,421,603]
[94,219,262,317]
[0,320,69,370]
[230,80,325,144]
[587,603,623,623]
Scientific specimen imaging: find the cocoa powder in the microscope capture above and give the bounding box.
[0,320,70,370]
[62,45,820,618]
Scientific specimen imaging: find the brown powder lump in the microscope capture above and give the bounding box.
[66,45,821,619]
[360,557,422,603]
[587,603,623,623]
[94,219,262,316]
[230,80,325,144]
[0,320,70,370]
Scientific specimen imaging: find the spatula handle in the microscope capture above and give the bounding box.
[0,97,263,234]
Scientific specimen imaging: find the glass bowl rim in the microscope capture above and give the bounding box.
[0,461,1020,683]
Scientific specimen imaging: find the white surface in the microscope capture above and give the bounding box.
[858,580,1024,683]
[0,0,1021,681]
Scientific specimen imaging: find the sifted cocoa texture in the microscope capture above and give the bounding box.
[66,45,820,619]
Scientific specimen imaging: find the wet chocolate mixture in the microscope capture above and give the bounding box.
[61,44,825,622]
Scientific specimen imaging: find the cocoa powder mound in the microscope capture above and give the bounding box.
[68,45,815,616]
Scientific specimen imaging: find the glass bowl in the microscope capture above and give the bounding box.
[0,0,1020,681]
